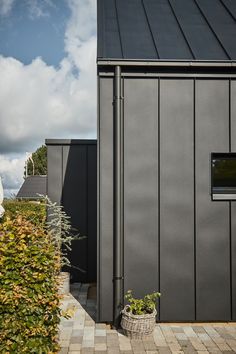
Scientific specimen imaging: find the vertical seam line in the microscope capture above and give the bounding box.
[86,145,89,282]
[158,77,161,320]
[229,78,233,320]
[193,78,197,321]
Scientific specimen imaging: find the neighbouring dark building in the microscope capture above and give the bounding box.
[97,0,236,322]
[46,139,97,283]
[17,175,47,199]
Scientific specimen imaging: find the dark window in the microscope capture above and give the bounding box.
[212,153,236,200]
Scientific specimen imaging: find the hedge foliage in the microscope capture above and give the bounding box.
[3,200,46,225]
[0,210,61,353]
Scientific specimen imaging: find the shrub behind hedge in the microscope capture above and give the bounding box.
[0,215,61,353]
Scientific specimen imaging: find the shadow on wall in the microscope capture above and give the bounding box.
[61,142,97,283]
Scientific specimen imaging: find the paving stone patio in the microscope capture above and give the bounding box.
[59,284,236,354]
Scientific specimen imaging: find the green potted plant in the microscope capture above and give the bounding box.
[121,290,161,339]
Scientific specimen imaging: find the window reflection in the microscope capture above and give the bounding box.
[212,153,236,195]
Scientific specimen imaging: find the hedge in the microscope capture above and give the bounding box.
[3,200,46,225]
[0,213,61,353]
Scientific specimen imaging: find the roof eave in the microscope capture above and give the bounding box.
[97,58,236,68]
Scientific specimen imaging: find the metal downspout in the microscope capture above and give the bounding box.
[113,65,124,327]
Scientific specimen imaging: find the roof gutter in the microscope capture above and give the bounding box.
[97,59,236,68]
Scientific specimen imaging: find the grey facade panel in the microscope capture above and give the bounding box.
[62,145,88,282]
[195,80,231,321]
[88,145,98,283]
[160,79,195,321]
[123,78,159,307]
[230,79,236,321]
[98,73,234,322]
[47,141,97,283]
[98,78,114,322]
[47,146,62,205]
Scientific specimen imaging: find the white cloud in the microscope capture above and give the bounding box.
[27,0,55,20]
[0,0,15,16]
[0,0,97,196]
[0,154,25,197]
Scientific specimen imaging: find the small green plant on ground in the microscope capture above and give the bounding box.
[125,290,161,315]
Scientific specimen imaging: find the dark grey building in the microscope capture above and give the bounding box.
[17,175,47,199]
[46,139,97,283]
[97,0,236,322]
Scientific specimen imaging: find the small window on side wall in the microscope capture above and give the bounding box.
[212,153,236,200]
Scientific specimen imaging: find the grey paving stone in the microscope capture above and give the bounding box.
[172,327,185,333]
[142,340,157,350]
[95,336,107,344]
[59,348,69,354]
[130,341,145,351]
[70,336,83,344]
[72,329,84,337]
[177,340,196,354]
[156,347,172,354]
[96,323,107,330]
[63,321,74,327]
[192,326,206,334]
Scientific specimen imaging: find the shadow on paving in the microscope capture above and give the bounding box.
[70,283,97,321]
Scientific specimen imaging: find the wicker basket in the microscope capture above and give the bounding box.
[121,305,157,339]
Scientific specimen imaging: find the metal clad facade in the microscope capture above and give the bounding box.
[62,145,88,283]
[87,145,98,282]
[231,79,236,321]
[47,145,62,204]
[98,78,114,322]
[98,74,235,322]
[123,78,159,304]
[160,79,195,321]
[195,80,231,320]
[47,140,97,284]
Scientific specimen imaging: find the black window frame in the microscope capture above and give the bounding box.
[211,152,236,201]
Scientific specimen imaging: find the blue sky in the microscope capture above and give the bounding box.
[0,0,97,196]
[0,1,70,66]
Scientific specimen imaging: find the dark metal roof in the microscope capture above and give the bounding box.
[97,0,236,61]
[17,176,47,199]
